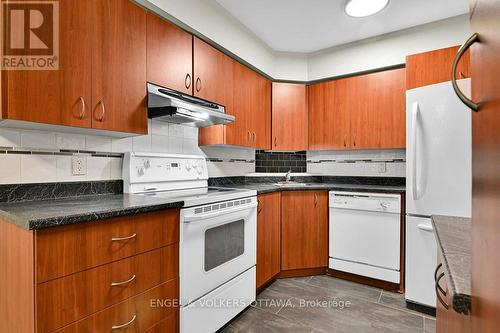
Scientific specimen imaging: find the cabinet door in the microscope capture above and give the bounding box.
[281,191,328,270]
[350,69,406,149]
[272,83,308,151]
[253,76,271,149]
[146,12,193,95]
[91,0,147,134]
[193,37,231,106]
[406,46,470,90]
[2,0,92,128]
[308,80,350,150]
[227,61,253,147]
[256,193,281,289]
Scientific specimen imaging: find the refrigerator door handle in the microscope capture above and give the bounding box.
[411,102,420,200]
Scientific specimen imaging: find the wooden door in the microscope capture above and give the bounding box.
[193,37,231,106]
[146,12,193,94]
[470,0,500,331]
[308,80,351,150]
[256,193,281,289]
[272,83,308,151]
[406,46,470,90]
[1,0,92,128]
[281,191,328,270]
[350,69,406,149]
[254,76,271,149]
[91,0,147,134]
[227,61,253,147]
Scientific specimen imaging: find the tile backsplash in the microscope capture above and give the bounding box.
[0,120,256,184]
[255,150,307,173]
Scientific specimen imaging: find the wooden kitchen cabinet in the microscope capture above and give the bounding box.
[406,46,470,90]
[350,68,406,149]
[281,191,328,271]
[0,209,180,333]
[436,262,471,333]
[199,60,271,149]
[1,0,92,128]
[308,80,350,150]
[146,12,193,95]
[256,193,281,290]
[91,0,147,134]
[272,82,308,151]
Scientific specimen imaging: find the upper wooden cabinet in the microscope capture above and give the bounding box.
[1,0,92,128]
[272,83,308,151]
[308,68,405,150]
[406,46,470,90]
[281,191,328,271]
[199,60,271,150]
[256,192,281,289]
[91,0,147,134]
[1,0,148,135]
[146,12,193,95]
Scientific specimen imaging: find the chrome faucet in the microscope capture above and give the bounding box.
[285,169,292,183]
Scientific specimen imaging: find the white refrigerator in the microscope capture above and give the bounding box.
[405,79,472,307]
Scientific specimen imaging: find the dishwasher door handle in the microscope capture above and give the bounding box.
[417,224,433,232]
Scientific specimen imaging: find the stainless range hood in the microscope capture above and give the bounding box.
[147,82,235,127]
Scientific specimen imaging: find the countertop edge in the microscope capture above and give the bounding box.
[431,215,472,315]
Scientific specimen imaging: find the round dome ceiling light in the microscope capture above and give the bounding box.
[345,0,389,18]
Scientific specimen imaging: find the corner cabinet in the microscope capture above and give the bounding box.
[272,83,308,151]
[1,0,148,135]
[256,192,281,290]
[281,191,328,272]
[308,68,406,150]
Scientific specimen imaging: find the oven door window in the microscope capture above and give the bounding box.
[204,219,245,272]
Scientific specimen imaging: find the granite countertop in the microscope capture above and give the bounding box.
[218,183,406,195]
[0,194,184,230]
[431,215,471,315]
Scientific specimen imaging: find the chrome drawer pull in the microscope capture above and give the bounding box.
[111,314,137,330]
[451,33,480,111]
[111,274,136,287]
[111,233,137,242]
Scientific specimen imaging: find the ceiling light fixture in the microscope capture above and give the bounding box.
[344,0,389,18]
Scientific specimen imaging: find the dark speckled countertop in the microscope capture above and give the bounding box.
[217,183,406,195]
[431,215,471,315]
[0,194,184,230]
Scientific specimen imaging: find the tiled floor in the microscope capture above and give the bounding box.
[221,276,436,333]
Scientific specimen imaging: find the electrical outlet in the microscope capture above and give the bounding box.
[72,156,86,176]
[378,162,387,174]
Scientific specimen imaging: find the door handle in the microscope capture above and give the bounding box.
[274,137,277,147]
[252,132,256,143]
[196,77,201,92]
[411,102,420,200]
[417,224,433,232]
[78,96,86,120]
[112,314,137,330]
[314,193,318,206]
[451,33,480,111]
[95,100,106,122]
[185,73,192,90]
[257,199,262,213]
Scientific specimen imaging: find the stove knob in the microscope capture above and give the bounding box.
[144,159,151,169]
[137,166,145,176]
[192,161,198,169]
[185,163,191,171]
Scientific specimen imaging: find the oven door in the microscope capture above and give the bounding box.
[180,196,257,305]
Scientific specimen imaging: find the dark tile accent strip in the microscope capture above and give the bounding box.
[208,176,405,187]
[255,150,307,173]
[0,180,123,203]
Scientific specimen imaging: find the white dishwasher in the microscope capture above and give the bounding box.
[329,191,401,283]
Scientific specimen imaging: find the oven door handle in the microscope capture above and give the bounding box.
[183,202,257,223]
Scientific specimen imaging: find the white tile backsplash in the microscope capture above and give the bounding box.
[0,129,21,147]
[21,155,57,183]
[0,155,21,184]
[56,133,86,150]
[132,134,152,152]
[111,137,133,153]
[20,130,56,150]
[87,156,111,181]
[151,134,170,153]
[86,135,112,152]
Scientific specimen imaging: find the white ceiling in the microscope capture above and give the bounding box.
[215,0,469,53]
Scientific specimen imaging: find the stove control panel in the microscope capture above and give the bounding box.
[123,153,209,193]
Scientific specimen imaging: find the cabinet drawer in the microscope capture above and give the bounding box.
[53,279,178,333]
[36,245,178,333]
[35,210,179,283]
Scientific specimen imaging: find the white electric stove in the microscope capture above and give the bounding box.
[123,152,257,333]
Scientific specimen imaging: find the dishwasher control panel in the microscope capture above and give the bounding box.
[329,191,401,214]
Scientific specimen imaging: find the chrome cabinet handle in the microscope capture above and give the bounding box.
[353,136,356,147]
[96,100,106,121]
[274,137,277,147]
[247,131,251,142]
[452,33,480,111]
[314,193,318,206]
[78,96,86,120]
[112,314,137,330]
[252,132,256,143]
[111,233,137,242]
[257,199,262,213]
[111,274,136,287]
[343,138,346,148]
[185,73,192,89]
[196,77,201,92]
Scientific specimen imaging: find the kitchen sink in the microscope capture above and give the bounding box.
[273,182,314,187]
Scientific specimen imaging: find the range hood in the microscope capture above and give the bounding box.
[147,82,235,127]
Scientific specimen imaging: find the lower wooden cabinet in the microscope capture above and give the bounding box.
[0,209,180,333]
[281,191,328,271]
[256,192,281,289]
[436,261,471,333]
